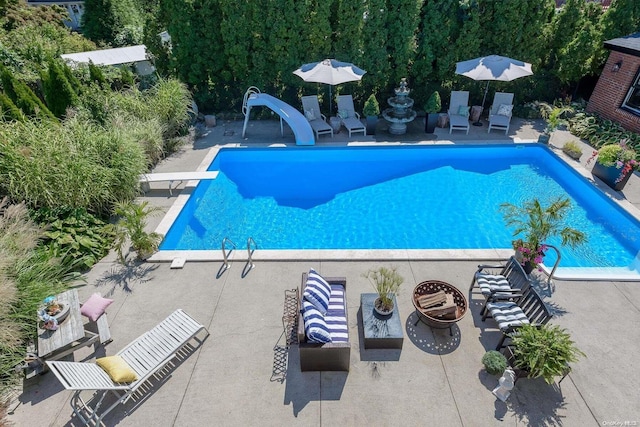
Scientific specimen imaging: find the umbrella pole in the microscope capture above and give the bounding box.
[473,81,490,126]
[329,85,333,117]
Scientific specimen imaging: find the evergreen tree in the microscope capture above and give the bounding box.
[386,0,422,84]
[82,0,143,46]
[88,61,107,88]
[41,58,79,118]
[334,1,365,64]
[0,65,55,120]
[361,0,391,95]
[600,0,640,42]
[413,0,460,95]
[0,91,24,122]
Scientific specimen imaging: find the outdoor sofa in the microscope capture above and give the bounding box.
[297,270,350,371]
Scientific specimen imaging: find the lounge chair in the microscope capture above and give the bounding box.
[301,95,333,139]
[482,287,552,350]
[336,95,366,137]
[47,309,208,426]
[448,91,470,134]
[469,256,531,314]
[487,92,514,135]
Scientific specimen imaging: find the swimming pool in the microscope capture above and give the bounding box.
[157,144,640,279]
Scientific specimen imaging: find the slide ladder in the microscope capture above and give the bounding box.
[241,87,315,145]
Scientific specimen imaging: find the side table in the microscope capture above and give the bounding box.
[471,105,483,125]
[329,116,342,133]
[360,293,404,349]
[37,289,100,362]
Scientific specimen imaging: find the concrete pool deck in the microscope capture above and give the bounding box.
[7,116,640,426]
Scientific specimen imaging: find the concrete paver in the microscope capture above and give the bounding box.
[7,116,640,426]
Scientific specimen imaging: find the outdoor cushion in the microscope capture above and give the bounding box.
[457,105,470,117]
[325,285,348,342]
[96,355,138,383]
[476,273,512,297]
[303,268,332,315]
[338,109,350,119]
[485,301,530,331]
[497,104,513,116]
[304,109,316,121]
[302,300,332,344]
[81,293,114,322]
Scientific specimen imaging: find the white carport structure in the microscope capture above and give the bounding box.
[61,45,155,75]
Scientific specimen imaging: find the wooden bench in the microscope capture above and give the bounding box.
[85,313,112,345]
[139,171,219,195]
[297,274,350,371]
[482,286,552,350]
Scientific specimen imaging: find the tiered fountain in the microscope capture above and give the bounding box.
[382,78,417,135]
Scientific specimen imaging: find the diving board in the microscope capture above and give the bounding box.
[139,171,219,195]
[241,87,315,145]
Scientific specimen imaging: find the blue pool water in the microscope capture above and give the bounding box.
[160,144,640,270]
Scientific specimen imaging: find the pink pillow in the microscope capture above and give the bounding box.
[80,293,113,321]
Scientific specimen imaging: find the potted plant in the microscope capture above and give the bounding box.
[363,93,380,135]
[363,266,403,315]
[424,91,441,134]
[482,350,508,375]
[500,197,586,273]
[538,102,574,144]
[111,200,164,263]
[562,141,583,160]
[586,139,638,191]
[508,324,585,384]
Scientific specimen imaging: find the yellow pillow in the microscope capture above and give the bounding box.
[96,356,138,383]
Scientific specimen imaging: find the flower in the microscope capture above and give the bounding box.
[586,139,638,183]
[512,239,548,270]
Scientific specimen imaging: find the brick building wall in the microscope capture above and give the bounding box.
[587,53,640,133]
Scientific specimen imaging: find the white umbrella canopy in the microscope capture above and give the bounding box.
[455,55,533,125]
[293,59,366,115]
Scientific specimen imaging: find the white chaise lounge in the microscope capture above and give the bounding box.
[487,92,514,135]
[301,95,334,140]
[47,309,208,426]
[448,91,470,134]
[336,95,366,137]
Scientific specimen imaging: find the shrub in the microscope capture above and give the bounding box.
[41,58,79,118]
[562,141,582,159]
[31,206,114,271]
[363,94,380,117]
[424,91,441,114]
[512,324,585,384]
[482,350,508,375]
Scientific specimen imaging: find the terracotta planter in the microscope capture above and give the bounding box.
[592,162,632,191]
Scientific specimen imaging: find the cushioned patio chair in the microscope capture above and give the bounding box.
[469,256,532,314]
[336,95,366,137]
[47,309,208,426]
[301,95,333,139]
[482,287,552,350]
[448,91,470,134]
[487,92,514,135]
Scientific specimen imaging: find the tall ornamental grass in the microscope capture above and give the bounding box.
[0,198,77,390]
[107,77,192,139]
[0,117,146,214]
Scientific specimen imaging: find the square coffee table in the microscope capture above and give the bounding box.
[360,293,404,349]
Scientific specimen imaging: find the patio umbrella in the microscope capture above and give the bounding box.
[293,59,366,116]
[455,55,533,125]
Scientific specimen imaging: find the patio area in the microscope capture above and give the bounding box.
[7,116,640,426]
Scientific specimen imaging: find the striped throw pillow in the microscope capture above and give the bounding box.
[302,301,332,344]
[303,269,332,315]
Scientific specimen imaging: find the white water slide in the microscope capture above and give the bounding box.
[241,87,315,145]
